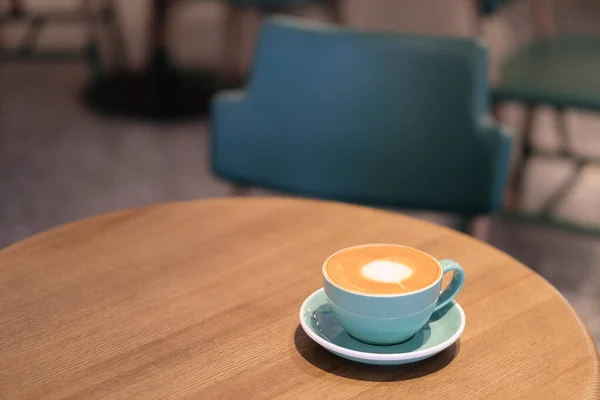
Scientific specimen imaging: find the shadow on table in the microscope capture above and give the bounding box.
[293,325,459,382]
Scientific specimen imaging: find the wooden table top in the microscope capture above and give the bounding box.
[1,197,598,399]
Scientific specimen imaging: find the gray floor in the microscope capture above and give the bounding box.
[1,1,599,347]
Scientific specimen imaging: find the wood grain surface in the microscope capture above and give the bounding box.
[0,197,598,399]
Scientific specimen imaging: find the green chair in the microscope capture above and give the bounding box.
[211,17,512,233]
[478,0,600,231]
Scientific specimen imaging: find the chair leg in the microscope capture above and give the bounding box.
[457,216,490,241]
[506,105,536,210]
[555,106,571,155]
[538,107,583,213]
[82,0,103,78]
[231,185,251,196]
[102,0,127,70]
[470,0,485,37]
[220,5,246,84]
[328,0,346,24]
[469,216,492,242]
[9,0,24,17]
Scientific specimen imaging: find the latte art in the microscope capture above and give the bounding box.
[361,260,413,284]
[325,244,440,295]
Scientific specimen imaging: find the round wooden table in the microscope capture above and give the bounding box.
[0,198,598,399]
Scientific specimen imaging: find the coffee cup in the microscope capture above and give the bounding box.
[322,244,465,345]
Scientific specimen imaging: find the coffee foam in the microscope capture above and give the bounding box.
[325,244,441,295]
[360,260,413,284]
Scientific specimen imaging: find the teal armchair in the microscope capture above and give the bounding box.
[211,17,512,231]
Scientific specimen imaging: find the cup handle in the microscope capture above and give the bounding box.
[434,259,465,312]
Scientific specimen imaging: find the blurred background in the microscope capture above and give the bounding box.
[1,0,599,344]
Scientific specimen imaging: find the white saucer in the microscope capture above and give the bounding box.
[299,288,465,365]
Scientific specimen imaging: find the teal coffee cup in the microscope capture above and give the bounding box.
[322,244,465,345]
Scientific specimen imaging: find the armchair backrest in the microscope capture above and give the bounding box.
[212,17,512,215]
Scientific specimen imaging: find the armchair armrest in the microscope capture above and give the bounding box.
[211,90,271,186]
[478,115,513,210]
